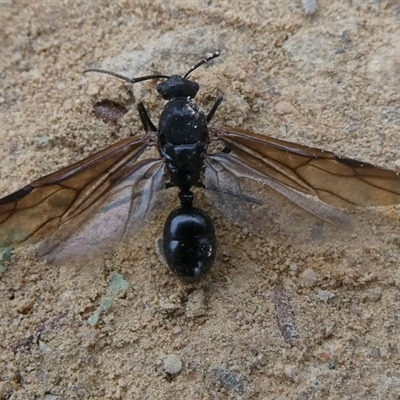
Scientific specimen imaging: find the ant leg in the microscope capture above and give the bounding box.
[206,95,223,123]
[138,102,158,133]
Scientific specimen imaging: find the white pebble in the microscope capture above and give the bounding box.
[164,354,183,375]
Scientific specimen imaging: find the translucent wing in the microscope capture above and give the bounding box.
[210,127,400,207]
[38,158,165,263]
[206,127,400,244]
[205,154,353,245]
[0,135,166,262]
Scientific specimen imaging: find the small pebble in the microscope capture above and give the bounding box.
[164,354,183,375]
[39,340,52,354]
[299,268,318,287]
[87,312,100,327]
[275,100,297,115]
[186,289,206,318]
[317,289,335,303]
[301,0,318,15]
[211,367,245,395]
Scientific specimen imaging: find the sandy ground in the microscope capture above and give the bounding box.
[1,1,400,399]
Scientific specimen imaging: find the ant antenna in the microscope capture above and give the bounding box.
[183,50,221,78]
[83,68,170,84]
[84,50,221,83]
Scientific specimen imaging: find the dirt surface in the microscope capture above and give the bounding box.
[1,1,400,399]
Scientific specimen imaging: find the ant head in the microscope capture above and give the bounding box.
[83,51,220,101]
[157,51,220,100]
[156,76,199,100]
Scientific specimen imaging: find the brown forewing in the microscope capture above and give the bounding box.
[0,136,154,247]
[210,127,400,208]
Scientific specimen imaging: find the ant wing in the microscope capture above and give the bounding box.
[206,127,400,245]
[209,127,400,207]
[204,153,354,245]
[38,158,165,263]
[0,136,166,262]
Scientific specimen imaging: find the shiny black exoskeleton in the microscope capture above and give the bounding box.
[85,52,221,282]
[156,69,216,282]
[163,200,216,281]
[157,76,208,189]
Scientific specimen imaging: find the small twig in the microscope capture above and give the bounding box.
[274,285,299,345]
[11,312,67,353]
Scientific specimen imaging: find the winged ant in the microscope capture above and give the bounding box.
[1,51,400,282]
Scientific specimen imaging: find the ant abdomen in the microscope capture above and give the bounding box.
[162,206,216,282]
